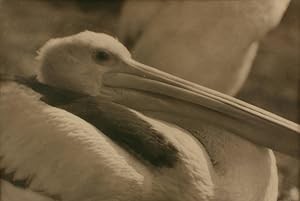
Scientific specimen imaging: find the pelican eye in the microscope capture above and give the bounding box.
[93,50,112,64]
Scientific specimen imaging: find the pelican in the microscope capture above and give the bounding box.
[118,0,291,95]
[0,31,299,201]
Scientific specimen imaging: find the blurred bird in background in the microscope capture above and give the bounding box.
[118,0,290,96]
[0,0,299,200]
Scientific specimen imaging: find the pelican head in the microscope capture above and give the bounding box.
[36,31,299,159]
[37,31,131,96]
[36,31,300,159]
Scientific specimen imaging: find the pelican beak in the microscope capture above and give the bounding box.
[102,58,300,158]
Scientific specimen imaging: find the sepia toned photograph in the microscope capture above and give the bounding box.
[0,1,299,201]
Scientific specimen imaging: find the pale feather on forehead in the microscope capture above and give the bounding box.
[36,30,131,61]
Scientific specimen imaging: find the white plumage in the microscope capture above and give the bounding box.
[0,31,298,201]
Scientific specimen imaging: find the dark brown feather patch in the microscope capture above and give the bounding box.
[60,98,178,168]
